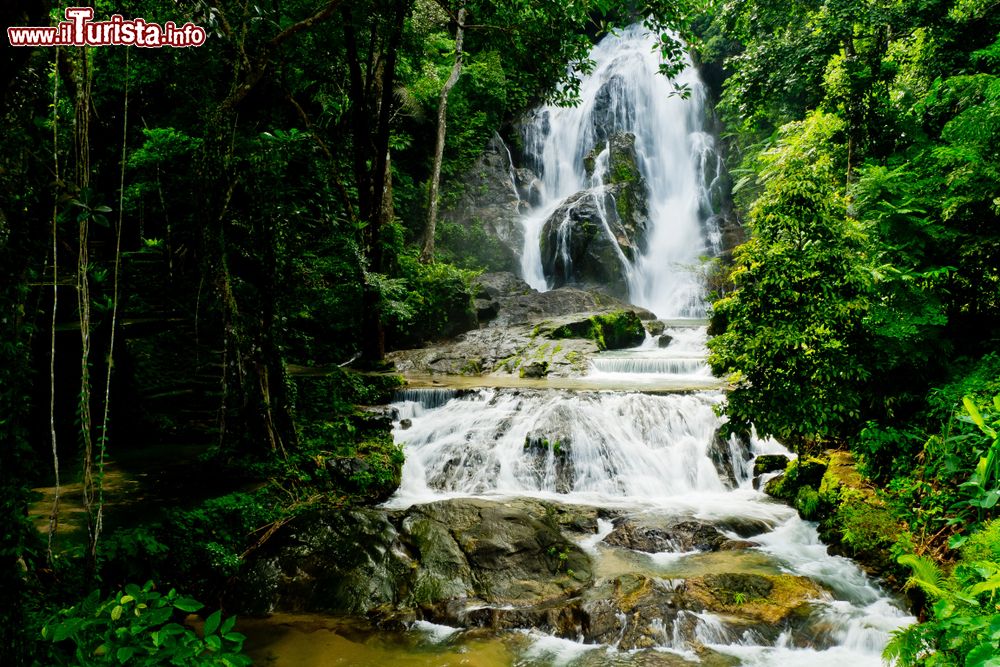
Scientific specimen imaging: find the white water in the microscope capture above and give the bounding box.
[518,24,720,319]
[389,386,912,664]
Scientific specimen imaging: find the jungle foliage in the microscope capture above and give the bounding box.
[702,1,1000,663]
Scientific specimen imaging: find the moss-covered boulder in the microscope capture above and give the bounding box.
[753,454,791,477]
[547,310,645,351]
[764,457,828,502]
[816,451,905,578]
[682,572,825,626]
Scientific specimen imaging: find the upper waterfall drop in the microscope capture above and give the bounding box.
[518,24,722,319]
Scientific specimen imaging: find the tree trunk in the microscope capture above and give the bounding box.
[421,6,467,264]
[348,0,411,362]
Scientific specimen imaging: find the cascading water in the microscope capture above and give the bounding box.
[518,24,721,319]
[382,23,912,667]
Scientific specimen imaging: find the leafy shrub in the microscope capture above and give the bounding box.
[42,582,249,666]
[385,254,478,347]
[960,519,1000,563]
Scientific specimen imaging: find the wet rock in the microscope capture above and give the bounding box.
[523,427,574,494]
[546,310,646,351]
[235,498,593,618]
[470,271,654,329]
[764,457,828,502]
[231,508,409,616]
[539,189,632,297]
[387,300,653,379]
[753,454,790,477]
[657,334,674,348]
[582,132,650,253]
[591,75,629,143]
[707,432,753,488]
[580,574,684,649]
[520,361,549,378]
[604,518,728,553]
[323,449,402,505]
[645,320,666,336]
[681,573,826,626]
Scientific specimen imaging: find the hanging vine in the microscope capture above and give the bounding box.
[70,45,99,565]
[94,47,129,550]
[46,47,61,564]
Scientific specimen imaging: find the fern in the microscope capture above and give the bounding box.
[898,554,950,599]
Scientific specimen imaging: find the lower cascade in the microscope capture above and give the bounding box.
[386,379,912,665]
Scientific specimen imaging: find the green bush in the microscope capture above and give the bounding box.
[385,254,478,347]
[42,582,249,666]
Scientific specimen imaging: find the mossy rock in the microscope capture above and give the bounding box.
[764,457,828,502]
[548,310,644,351]
[684,573,825,625]
[753,454,790,477]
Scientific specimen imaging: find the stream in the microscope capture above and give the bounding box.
[244,24,912,666]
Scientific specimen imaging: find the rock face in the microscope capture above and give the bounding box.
[585,132,650,253]
[540,189,632,297]
[387,273,653,378]
[234,498,591,619]
[441,134,535,271]
[539,132,650,298]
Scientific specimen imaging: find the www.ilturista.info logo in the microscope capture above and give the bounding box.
[8,7,206,48]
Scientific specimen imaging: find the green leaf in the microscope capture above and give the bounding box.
[967,642,1000,667]
[970,574,1000,596]
[204,609,221,636]
[117,646,136,663]
[965,397,997,438]
[205,634,222,651]
[173,597,203,613]
[111,605,123,621]
[219,614,236,635]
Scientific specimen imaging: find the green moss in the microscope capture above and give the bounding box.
[795,487,823,520]
[548,310,644,351]
[764,457,828,502]
[835,493,900,557]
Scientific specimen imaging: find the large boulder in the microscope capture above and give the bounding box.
[539,132,650,298]
[584,132,650,253]
[471,272,654,328]
[591,75,629,143]
[540,189,631,297]
[604,519,730,553]
[233,498,592,618]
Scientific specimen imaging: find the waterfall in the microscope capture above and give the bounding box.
[383,23,912,667]
[518,24,719,319]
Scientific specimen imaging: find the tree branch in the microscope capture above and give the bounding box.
[215,0,346,116]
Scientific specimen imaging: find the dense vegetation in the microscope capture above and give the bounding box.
[0,0,694,664]
[701,0,1000,662]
